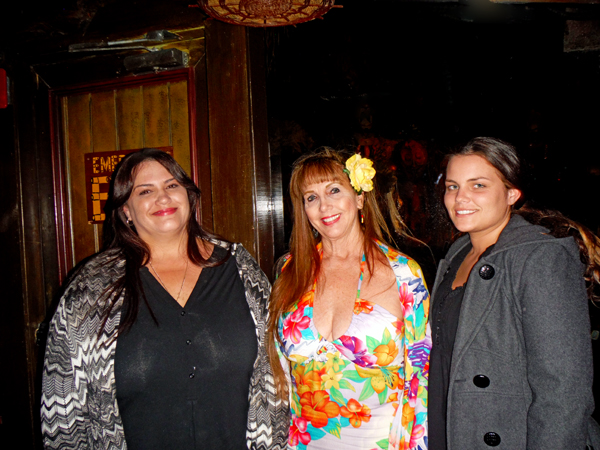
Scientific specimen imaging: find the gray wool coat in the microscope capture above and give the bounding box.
[430,215,600,450]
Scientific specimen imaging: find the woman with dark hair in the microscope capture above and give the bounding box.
[41,148,289,450]
[428,136,600,450]
[268,147,431,450]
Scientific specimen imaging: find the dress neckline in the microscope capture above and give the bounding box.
[310,250,398,343]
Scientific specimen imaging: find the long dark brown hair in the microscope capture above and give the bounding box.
[267,147,410,396]
[101,148,229,333]
[445,137,600,304]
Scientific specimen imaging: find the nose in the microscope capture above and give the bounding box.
[156,188,171,204]
[319,196,332,212]
[455,187,469,203]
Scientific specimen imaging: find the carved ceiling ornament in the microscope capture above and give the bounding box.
[198,0,337,27]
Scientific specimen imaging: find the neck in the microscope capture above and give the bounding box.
[321,230,364,260]
[145,231,189,262]
[468,214,511,257]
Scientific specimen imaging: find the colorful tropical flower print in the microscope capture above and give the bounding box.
[277,240,431,450]
[290,417,312,447]
[340,399,372,428]
[374,339,399,366]
[333,336,379,368]
[283,306,311,344]
[300,390,341,428]
[354,298,374,315]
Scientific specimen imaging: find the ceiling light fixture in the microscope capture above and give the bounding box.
[198,0,338,27]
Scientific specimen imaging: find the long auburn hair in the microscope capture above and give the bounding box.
[100,148,229,333]
[445,137,600,304]
[267,147,408,396]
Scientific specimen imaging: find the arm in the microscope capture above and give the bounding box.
[518,242,594,450]
[40,294,89,449]
[392,258,431,450]
[233,245,290,450]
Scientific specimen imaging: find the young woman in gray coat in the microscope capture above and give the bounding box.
[428,137,600,450]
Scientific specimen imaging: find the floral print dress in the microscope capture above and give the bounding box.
[278,241,431,450]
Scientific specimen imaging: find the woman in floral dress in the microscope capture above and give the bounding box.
[268,148,431,450]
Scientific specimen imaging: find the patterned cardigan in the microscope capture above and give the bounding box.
[41,243,290,449]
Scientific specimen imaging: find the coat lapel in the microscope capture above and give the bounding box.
[449,257,502,379]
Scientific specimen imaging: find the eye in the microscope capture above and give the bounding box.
[167,182,180,189]
[330,187,340,194]
[473,183,486,189]
[305,194,316,203]
[445,184,457,191]
[139,189,152,195]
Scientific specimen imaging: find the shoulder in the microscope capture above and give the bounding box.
[374,240,427,281]
[230,243,270,284]
[492,215,580,261]
[54,249,125,326]
[64,249,125,295]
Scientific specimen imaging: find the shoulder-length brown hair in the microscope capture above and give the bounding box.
[101,148,229,333]
[267,147,403,396]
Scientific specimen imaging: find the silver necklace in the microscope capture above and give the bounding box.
[149,258,189,302]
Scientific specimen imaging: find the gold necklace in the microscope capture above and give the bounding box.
[149,258,189,302]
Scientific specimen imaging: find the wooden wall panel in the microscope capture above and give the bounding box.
[116,86,144,150]
[91,90,117,152]
[143,83,171,148]
[65,94,96,265]
[205,21,275,273]
[170,81,192,175]
[206,22,255,252]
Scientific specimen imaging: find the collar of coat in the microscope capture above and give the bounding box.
[444,214,556,263]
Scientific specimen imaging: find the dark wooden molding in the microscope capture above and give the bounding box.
[204,20,275,274]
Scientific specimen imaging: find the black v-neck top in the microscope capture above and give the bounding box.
[114,247,258,450]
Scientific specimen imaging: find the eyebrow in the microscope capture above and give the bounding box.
[302,181,340,195]
[445,176,492,183]
[132,178,177,190]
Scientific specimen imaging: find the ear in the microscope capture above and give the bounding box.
[357,193,365,209]
[507,188,522,206]
[121,204,131,221]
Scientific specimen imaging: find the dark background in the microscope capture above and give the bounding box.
[266,0,600,262]
[2,0,600,446]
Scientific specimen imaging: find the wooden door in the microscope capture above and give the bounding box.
[51,70,196,279]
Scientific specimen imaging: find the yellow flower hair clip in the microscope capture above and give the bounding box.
[344,154,376,194]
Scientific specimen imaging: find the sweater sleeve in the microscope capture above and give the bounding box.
[233,245,290,450]
[517,241,594,450]
[40,293,89,449]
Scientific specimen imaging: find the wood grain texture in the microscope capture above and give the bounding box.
[170,80,192,176]
[91,90,117,153]
[206,21,254,251]
[247,28,274,274]
[142,83,171,148]
[116,86,144,151]
[65,94,97,264]
[205,21,275,275]
[191,59,214,231]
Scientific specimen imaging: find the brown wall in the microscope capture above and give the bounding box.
[1,16,276,449]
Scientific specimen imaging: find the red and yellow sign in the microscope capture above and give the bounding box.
[84,147,173,224]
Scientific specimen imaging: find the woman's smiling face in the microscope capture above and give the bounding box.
[122,160,190,242]
[302,178,364,243]
[444,154,521,239]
